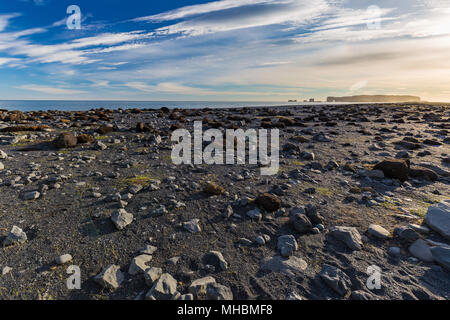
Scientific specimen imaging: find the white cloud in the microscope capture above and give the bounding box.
[134,0,277,22]
[153,0,331,36]
[16,85,86,95]
[0,13,21,32]
[0,57,21,66]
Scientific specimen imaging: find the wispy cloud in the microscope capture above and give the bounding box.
[16,84,86,94]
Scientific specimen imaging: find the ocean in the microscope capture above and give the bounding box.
[0,100,333,112]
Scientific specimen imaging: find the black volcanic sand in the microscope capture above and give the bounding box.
[0,103,449,300]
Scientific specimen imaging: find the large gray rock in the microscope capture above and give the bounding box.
[128,254,153,275]
[277,235,298,257]
[3,226,27,246]
[320,264,352,296]
[144,267,162,286]
[330,226,363,250]
[424,200,450,240]
[111,209,133,230]
[94,265,124,290]
[290,213,312,234]
[260,255,307,276]
[146,273,177,300]
[409,239,433,262]
[189,276,216,297]
[202,251,228,271]
[430,246,450,271]
[206,283,233,300]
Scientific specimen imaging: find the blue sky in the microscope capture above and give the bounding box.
[1,0,450,101]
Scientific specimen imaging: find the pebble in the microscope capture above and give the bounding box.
[183,219,202,233]
[22,191,40,200]
[55,254,73,265]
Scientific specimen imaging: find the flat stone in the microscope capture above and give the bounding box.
[409,239,433,262]
[260,255,307,276]
[111,209,133,230]
[368,224,390,239]
[94,265,124,290]
[330,226,362,250]
[320,264,352,296]
[128,254,153,275]
[424,200,450,240]
[430,246,450,271]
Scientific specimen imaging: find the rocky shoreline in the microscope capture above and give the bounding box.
[0,103,449,300]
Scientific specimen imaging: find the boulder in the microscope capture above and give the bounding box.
[330,226,362,251]
[424,200,450,240]
[256,193,281,212]
[146,273,177,300]
[53,132,77,148]
[320,264,352,296]
[259,255,307,276]
[373,159,410,182]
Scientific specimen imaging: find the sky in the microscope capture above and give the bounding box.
[0,0,450,101]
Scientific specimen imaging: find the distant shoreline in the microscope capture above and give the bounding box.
[1,100,449,112]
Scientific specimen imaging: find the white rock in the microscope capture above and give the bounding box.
[56,254,73,265]
[111,209,133,230]
[146,273,177,300]
[144,267,162,286]
[94,265,124,290]
[2,266,12,275]
[128,254,153,275]
[0,150,7,159]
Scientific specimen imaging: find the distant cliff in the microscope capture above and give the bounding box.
[327,95,421,103]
